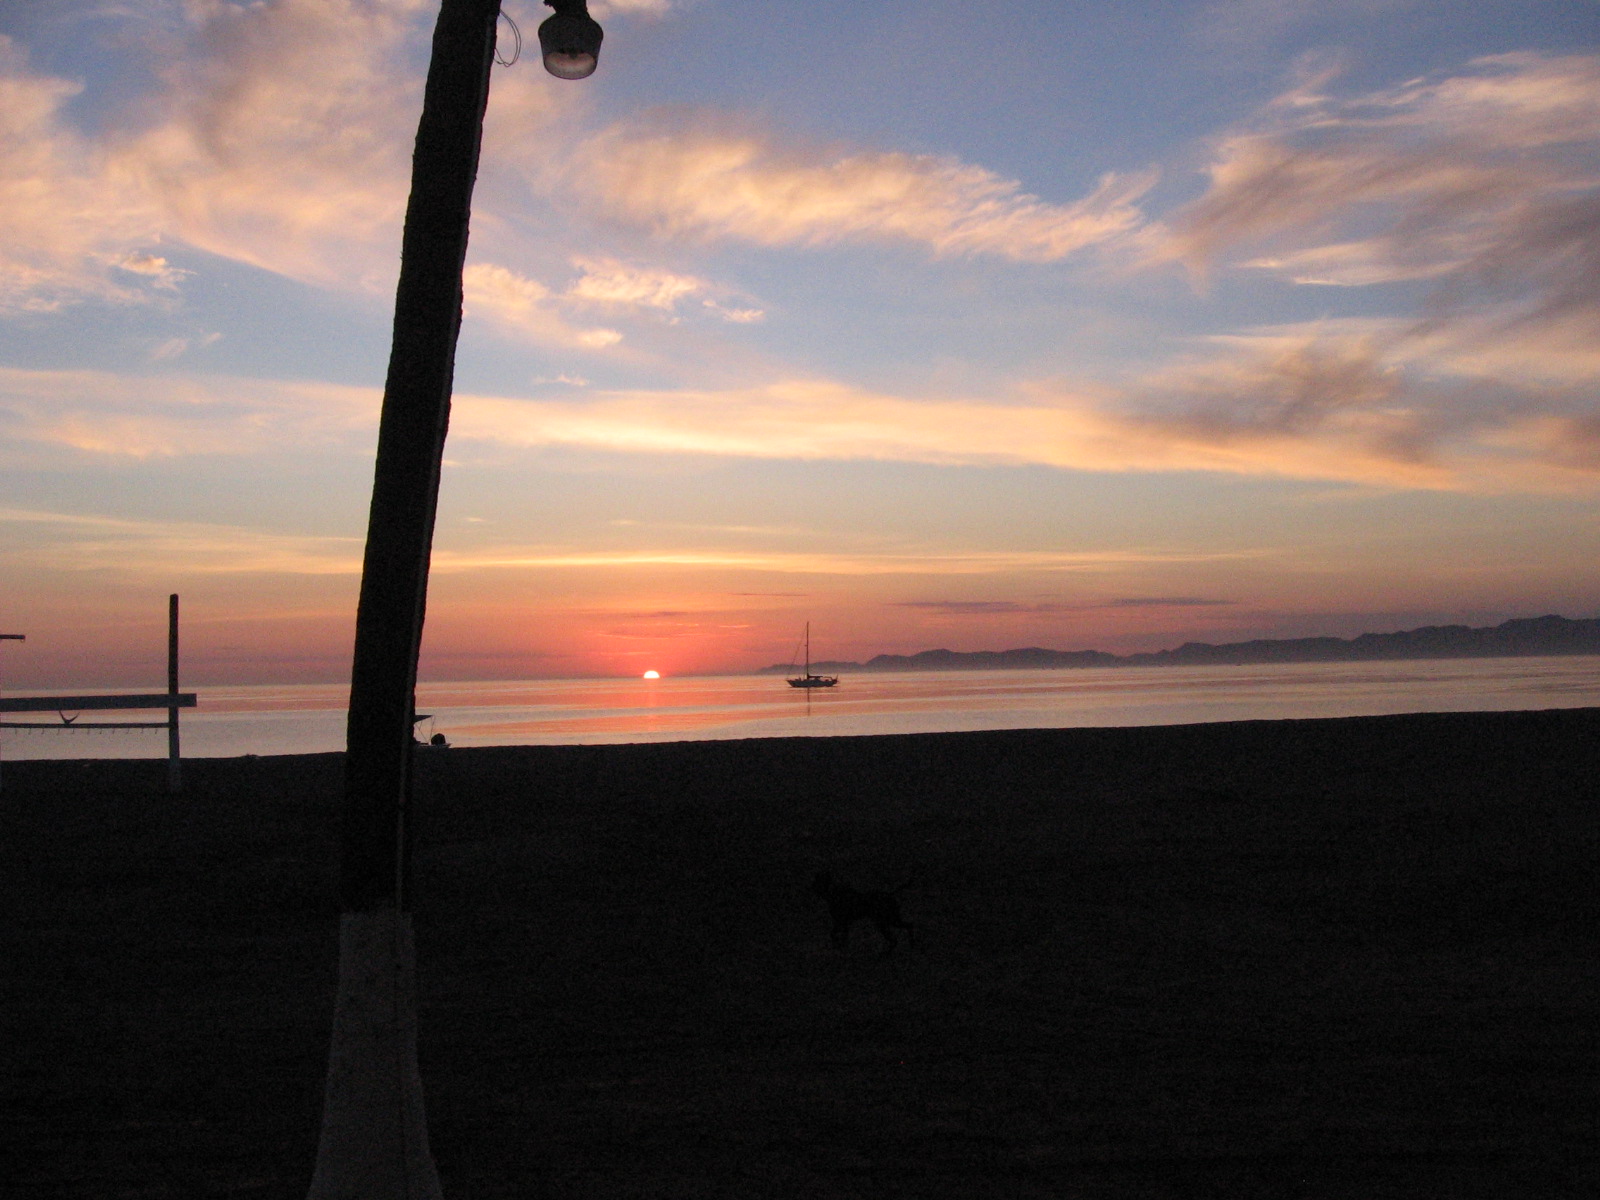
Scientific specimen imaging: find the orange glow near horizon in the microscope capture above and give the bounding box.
[5,562,1595,690]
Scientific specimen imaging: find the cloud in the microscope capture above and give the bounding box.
[1163,52,1600,328]
[0,3,433,308]
[567,257,702,310]
[426,545,1257,577]
[0,1,605,311]
[9,336,1598,493]
[1072,329,1600,491]
[895,597,1235,615]
[464,263,623,348]
[0,507,362,576]
[450,378,1088,465]
[565,256,764,322]
[1125,335,1422,451]
[444,349,1600,492]
[461,258,767,348]
[568,116,1156,261]
[116,0,441,288]
[1107,597,1235,608]
[0,37,165,311]
[1107,52,1600,490]
[589,0,677,15]
[454,371,1455,486]
[115,252,191,290]
[703,299,765,323]
[0,366,377,457]
[1,0,1143,332]
[895,600,1076,615]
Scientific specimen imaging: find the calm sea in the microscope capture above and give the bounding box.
[5,655,1600,761]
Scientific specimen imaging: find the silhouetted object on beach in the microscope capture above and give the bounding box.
[812,871,915,956]
[410,712,449,748]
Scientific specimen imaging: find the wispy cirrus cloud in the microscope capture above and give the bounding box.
[427,545,1259,577]
[9,357,1600,493]
[567,115,1157,261]
[894,600,1077,615]
[9,506,1224,586]
[1110,52,1600,490]
[0,366,377,458]
[0,506,363,576]
[0,36,164,312]
[2,0,1133,322]
[1068,326,1600,492]
[446,373,1533,490]
[0,1,605,310]
[1107,596,1236,608]
[0,2,428,308]
[1163,51,1600,322]
[895,597,1235,615]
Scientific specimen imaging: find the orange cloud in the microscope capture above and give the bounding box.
[463,263,623,348]
[448,367,1600,493]
[0,507,362,577]
[0,367,377,458]
[426,545,1257,577]
[0,38,164,311]
[0,1,602,310]
[8,352,1600,494]
[567,117,1156,260]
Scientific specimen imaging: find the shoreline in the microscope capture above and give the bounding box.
[10,654,1600,763]
[5,708,1596,1197]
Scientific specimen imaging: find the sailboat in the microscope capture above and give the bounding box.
[787,622,839,688]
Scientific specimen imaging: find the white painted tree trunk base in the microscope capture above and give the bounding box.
[307,909,443,1200]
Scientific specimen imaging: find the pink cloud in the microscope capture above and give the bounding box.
[566,116,1156,261]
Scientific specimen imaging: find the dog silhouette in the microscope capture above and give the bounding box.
[811,871,915,956]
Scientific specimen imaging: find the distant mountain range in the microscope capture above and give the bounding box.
[757,615,1600,674]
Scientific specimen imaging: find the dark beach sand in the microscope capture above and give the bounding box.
[3,709,1596,1198]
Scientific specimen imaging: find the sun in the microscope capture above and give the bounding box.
[642,670,661,679]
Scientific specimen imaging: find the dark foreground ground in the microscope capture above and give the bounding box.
[3,709,1597,1198]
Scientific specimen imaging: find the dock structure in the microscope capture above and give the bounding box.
[0,595,197,793]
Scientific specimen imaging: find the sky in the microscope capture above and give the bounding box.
[1,0,1599,686]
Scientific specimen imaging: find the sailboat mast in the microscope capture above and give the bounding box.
[804,621,810,675]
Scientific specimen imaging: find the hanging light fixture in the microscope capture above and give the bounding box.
[539,0,603,80]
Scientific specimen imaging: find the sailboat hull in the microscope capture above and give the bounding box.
[786,621,838,687]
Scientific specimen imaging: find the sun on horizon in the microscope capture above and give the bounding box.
[642,670,661,679]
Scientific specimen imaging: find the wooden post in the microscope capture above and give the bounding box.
[309,3,502,1197]
[167,594,182,794]
[0,632,23,794]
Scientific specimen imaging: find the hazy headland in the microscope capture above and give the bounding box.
[4,709,1596,1197]
[761,614,1600,674]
